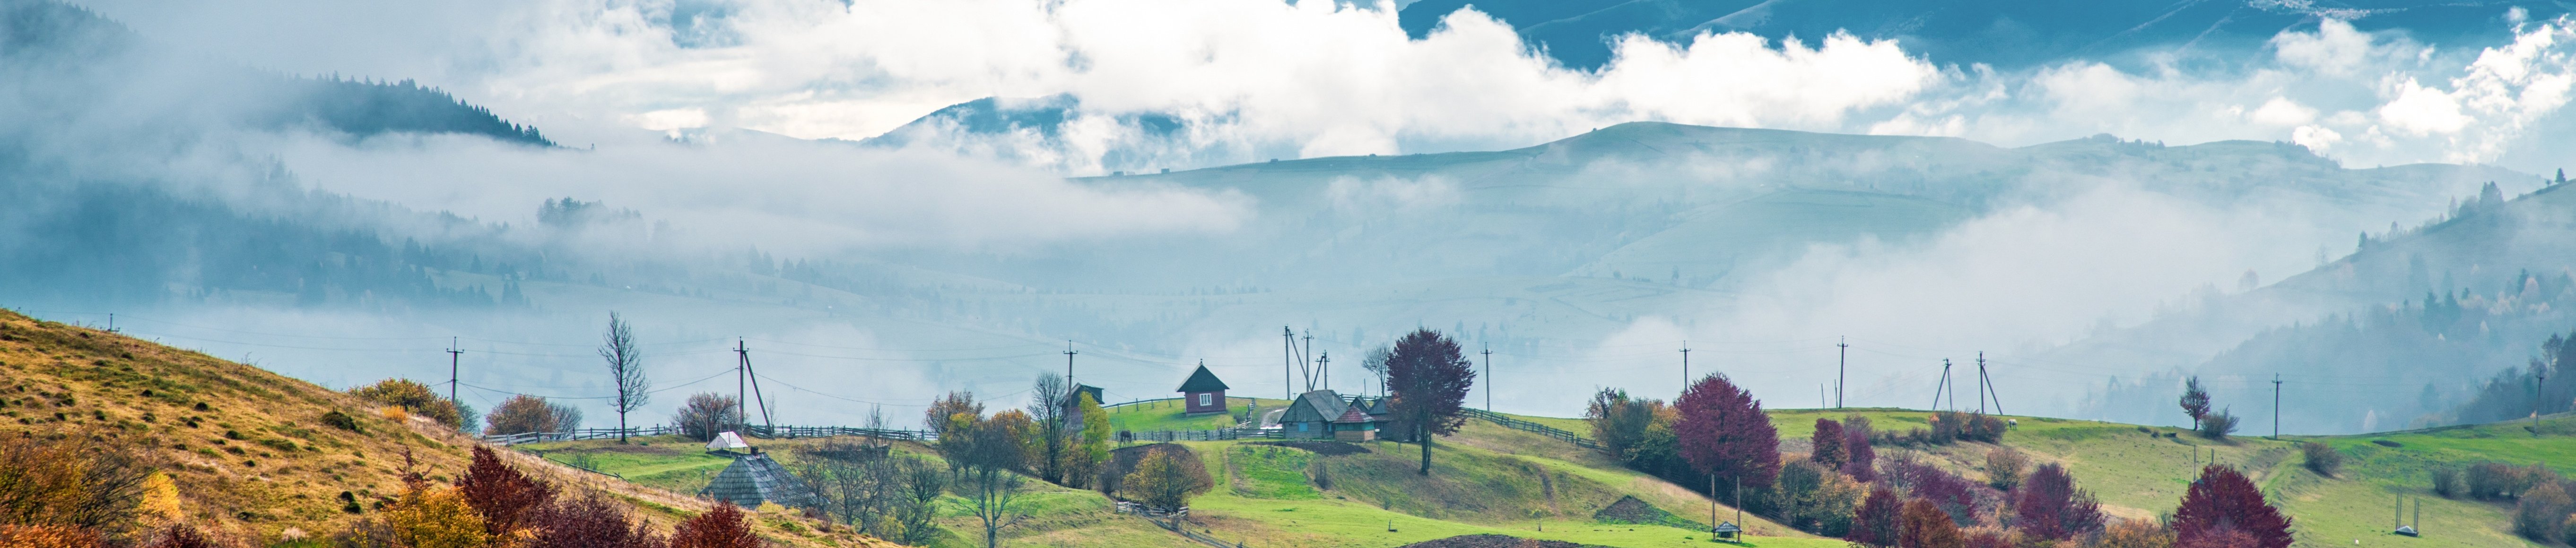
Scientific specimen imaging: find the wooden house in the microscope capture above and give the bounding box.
[1176,364,1230,415]
[1331,404,1378,442]
[1278,390,1345,439]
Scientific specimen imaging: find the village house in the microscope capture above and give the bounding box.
[1176,363,1230,415]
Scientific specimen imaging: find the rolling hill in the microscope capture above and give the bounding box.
[0,307,889,547]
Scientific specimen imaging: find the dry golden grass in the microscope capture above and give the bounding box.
[0,308,896,548]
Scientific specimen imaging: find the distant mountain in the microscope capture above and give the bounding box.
[1396,0,2568,71]
[2068,175,2576,433]
[0,0,551,146]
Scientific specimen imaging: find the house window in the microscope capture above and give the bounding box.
[1297,422,1309,432]
[1198,394,1212,407]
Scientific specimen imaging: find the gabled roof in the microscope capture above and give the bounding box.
[699,453,816,509]
[1279,390,1348,423]
[1361,397,1392,416]
[1333,404,1375,424]
[1177,365,1229,392]
[706,431,748,450]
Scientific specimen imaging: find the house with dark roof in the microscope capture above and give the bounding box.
[1279,390,1387,440]
[1176,364,1229,415]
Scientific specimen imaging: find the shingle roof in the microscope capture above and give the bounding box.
[699,453,816,509]
[1177,365,1229,392]
[1279,390,1347,423]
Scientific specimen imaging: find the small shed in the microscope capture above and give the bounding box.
[1278,390,1348,439]
[1331,404,1378,442]
[700,450,816,510]
[1176,364,1230,415]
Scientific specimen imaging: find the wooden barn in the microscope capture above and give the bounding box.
[1279,390,1384,440]
[699,446,817,510]
[1176,364,1230,415]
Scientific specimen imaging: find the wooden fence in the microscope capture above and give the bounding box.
[478,425,938,446]
[1462,409,1599,450]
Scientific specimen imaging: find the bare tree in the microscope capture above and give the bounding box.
[1029,373,1071,485]
[600,311,650,443]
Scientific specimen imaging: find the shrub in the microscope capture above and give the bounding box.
[349,379,461,428]
[1766,459,1860,536]
[2516,482,2573,543]
[2096,519,2175,548]
[1585,388,1658,462]
[1841,416,1877,482]
[141,524,225,548]
[0,525,104,548]
[1810,419,1847,469]
[0,430,152,533]
[2012,463,2103,540]
[1984,447,2027,491]
[2173,465,2290,548]
[1897,499,1963,548]
[1845,487,1900,548]
[2431,466,2463,498]
[531,494,664,548]
[383,486,487,548]
[1886,453,1990,525]
[2467,462,2531,500]
[672,393,744,442]
[453,446,557,539]
[2299,442,2342,477]
[1965,414,2006,444]
[669,504,759,548]
[484,395,581,436]
[1121,448,1213,512]
[2196,409,2239,440]
[320,411,363,433]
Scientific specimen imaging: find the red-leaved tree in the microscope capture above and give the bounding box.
[1898,498,1965,548]
[1385,329,1476,476]
[454,445,557,539]
[1810,418,1846,470]
[2173,465,2292,548]
[1842,416,1877,482]
[2013,462,2104,540]
[1674,373,1780,489]
[669,503,761,548]
[1846,486,1902,547]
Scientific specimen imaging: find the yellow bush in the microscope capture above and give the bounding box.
[0,525,103,548]
[380,406,411,422]
[384,486,488,548]
[139,471,183,525]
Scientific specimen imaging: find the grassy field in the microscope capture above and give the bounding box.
[1103,396,1281,432]
[515,399,2576,548]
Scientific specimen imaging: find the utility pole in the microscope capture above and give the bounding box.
[2272,374,2283,440]
[106,313,118,333]
[2538,368,2549,438]
[1481,343,1493,411]
[740,341,773,433]
[1283,326,1295,400]
[1318,351,1331,394]
[1978,351,2003,416]
[447,337,462,404]
[1064,341,1079,392]
[1680,342,1691,390]
[1932,360,1954,411]
[736,339,749,429]
[1836,336,1848,409]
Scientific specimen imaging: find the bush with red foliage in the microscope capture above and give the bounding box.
[2173,465,2292,548]
[1673,373,1780,489]
[1845,487,1901,548]
[455,446,558,539]
[1841,417,1877,482]
[2013,462,2105,540]
[1897,498,1964,548]
[1810,419,1846,469]
[1963,528,2011,548]
[533,495,667,548]
[1885,454,1991,525]
[670,503,761,548]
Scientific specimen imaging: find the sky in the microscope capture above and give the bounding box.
[29,0,2576,430]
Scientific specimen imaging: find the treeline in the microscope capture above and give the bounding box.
[2451,328,2576,425]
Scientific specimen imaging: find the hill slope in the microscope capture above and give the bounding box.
[0,308,887,547]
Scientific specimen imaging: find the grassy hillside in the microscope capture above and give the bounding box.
[0,308,888,548]
[1103,397,1280,432]
[1769,408,2576,548]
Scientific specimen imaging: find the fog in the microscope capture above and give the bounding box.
[5,0,2573,433]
